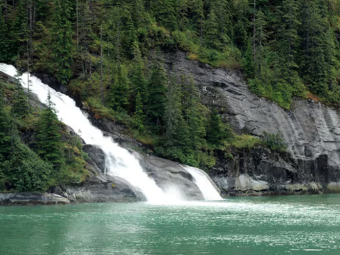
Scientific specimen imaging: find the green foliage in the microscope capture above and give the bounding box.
[207,108,233,147]
[1,142,53,192]
[35,93,63,169]
[4,0,340,172]
[51,0,74,84]
[147,61,167,129]
[231,135,260,149]
[261,131,287,152]
[11,82,29,119]
[133,93,145,132]
[109,65,130,112]
[0,82,11,161]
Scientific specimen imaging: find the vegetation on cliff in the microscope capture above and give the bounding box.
[0,80,88,192]
[4,0,331,176]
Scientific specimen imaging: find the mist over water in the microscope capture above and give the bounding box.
[0,63,221,203]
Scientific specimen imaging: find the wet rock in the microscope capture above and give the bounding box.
[66,175,144,203]
[0,193,70,205]
[137,154,204,201]
[83,144,106,173]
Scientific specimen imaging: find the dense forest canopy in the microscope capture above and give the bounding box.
[0,0,338,191]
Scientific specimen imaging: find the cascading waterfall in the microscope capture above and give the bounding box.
[183,166,223,200]
[0,64,168,202]
[0,63,223,202]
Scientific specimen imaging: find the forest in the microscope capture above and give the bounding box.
[0,0,338,191]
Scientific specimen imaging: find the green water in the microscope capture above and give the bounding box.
[1,195,340,255]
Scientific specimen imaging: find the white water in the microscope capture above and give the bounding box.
[0,63,223,202]
[184,166,223,200]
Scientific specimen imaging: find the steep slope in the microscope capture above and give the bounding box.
[164,51,340,195]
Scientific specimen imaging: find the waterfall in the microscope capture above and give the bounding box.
[0,64,169,202]
[0,63,223,203]
[183,166,223,200]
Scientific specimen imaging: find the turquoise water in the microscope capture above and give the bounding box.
[1,195,340,255]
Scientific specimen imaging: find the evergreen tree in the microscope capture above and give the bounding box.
[182,76,206,151]
[151,0,178,30]
[276,0,302,90]
[109,64,130,111]
[133,92,145,132]
[52,0,74,84]
[147,61,167,128]
[0,1,10,62]
[0,82,11,161]
[300,2,337,96]
[253,9,268,80]
[207,108,233,146]
[164,74,182,144]
[11,82,29,119]
[130,44,147,105]
[2,142,52,192]
[35,93,63,169]
[205,6,220,50]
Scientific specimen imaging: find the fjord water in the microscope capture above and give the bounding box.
[1,195,340,255]
[0,63,222,202]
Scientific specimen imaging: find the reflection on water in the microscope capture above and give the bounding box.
[1,194,340,255]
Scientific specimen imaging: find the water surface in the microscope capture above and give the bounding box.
[1,194,340,255]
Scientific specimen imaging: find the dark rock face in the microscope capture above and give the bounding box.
[137,154,204,201]
[83,144,106,173]
[0,193,70,205]
[211,147,340,196]
[163,51,340,196]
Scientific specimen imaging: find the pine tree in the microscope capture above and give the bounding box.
[147,61,167,128]
[130,44,147,105]
[52,0,74,84]
[207,108,233,146]
[2,142,52,192]
[35,93,63,169]
[11,82,29,119]
[151,0,178,30]
[183,76,206,150]
[205,6,220,50]
[253,9,268,80]
[164,74,182,144]
[109,64,130,112]
[133,92,145,132]
[276,0,302,89]
[0,1,10,62]
[0,82,11,161]
[300,2,337,96]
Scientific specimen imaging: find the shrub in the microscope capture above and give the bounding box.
[261,131,286,151]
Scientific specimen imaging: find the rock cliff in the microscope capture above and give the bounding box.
[164,51,340,196]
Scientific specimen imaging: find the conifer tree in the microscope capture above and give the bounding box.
[205,7,220,50]
[276,0,302,88]
[130,44,147,105]
[0,2,10,62]
[147,61,167,128]
[35,93,63,169]
[52,0,74,84]
[0,82,11,161]
[109,65,130,112]
[207,108,233,146]
[164,74,182,144]
[150,0,177,30]
[183,76,206,150]
[2,142,52,192]
[253,10,268,80]
[11,82,29,119]
[133,92,145,133]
